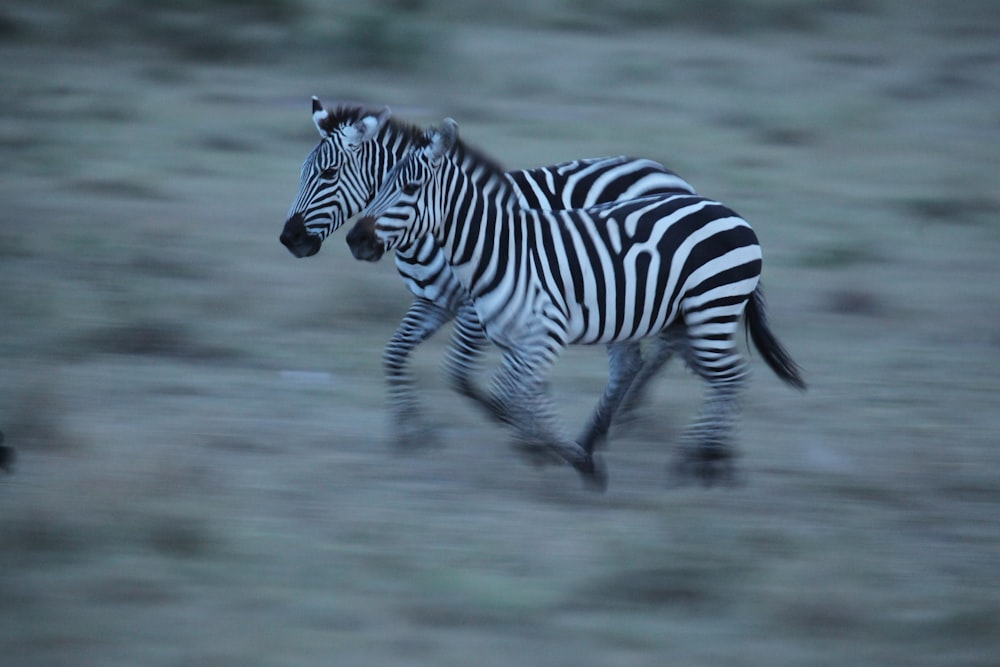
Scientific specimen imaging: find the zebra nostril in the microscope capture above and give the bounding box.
[281,213,308,248]
[280,213,323,257]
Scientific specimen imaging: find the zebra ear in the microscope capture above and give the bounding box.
[440,117,458,147]
[353,106,391,143]
[427,118,459,160]
[312,96,330,137]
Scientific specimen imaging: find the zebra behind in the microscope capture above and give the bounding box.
[280,98,697,447]
[347,119,805,490]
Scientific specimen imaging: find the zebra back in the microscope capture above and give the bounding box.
[508,156,695,209]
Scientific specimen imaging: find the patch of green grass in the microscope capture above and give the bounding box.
[87,575,178,606]
[768,592,868,639]
[580,565,724,611]
[0,509,96,565]
[0,231,33,259]
[797,241,883,269]
[333,9,448,72]
[0,9,25,41]
[145,512,217,559]
[547,0,850,34]
[144,0,302,23]
[0,498,218,570]
[198,134,256,154]
[70,178,172,202]
[6,378,78,454]
[900,196,1000,227]
[7,0,304,63]
[69,320,246,362]
[825,288,886,316]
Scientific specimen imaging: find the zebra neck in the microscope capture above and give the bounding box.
[381,125,415,163]
[433,157,521,299]
[373,128,416,190]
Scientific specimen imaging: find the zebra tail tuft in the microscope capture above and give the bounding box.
[745,286,806,391]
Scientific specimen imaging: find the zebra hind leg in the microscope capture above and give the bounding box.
[672,326,749,487]
[575,342,643,454]
[617,329,681,424]
[383,298,455,449]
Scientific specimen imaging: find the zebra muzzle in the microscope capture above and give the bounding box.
[346,216,385,262]
[280,212,323,258]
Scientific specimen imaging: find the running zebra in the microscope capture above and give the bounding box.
[347,119,805,490]
[280,98,697,446]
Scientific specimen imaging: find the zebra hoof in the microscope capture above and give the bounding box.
[510,440,563,468]
[671,444,739,488]
[391,421,444,452]
[574,453,608,493]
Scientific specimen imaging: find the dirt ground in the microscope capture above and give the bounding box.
[1,2,999,665]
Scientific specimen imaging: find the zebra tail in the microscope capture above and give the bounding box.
[745,286,807,391]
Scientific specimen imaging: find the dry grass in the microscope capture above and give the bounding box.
[1,2,999,665]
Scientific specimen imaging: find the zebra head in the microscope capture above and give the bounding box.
[347,119,458,263]
[280,97,392,258]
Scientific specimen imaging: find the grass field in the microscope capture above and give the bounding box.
[1,2,999,665]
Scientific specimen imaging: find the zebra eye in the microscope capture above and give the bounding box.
[320,167,337,180]
[402,183,420,196]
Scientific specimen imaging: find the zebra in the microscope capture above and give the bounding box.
[280,98,698,446]
[346,119,805,490]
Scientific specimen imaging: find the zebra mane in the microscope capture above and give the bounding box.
[438,134,513,198]
[316,104,424,146]
[317,106,509,191]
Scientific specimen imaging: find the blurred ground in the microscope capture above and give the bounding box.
[1,1,999,665]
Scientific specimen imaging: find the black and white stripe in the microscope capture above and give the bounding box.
[280,99,698,446]
[348,119,805,489]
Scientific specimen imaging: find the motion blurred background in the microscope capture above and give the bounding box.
[1,1,999,665]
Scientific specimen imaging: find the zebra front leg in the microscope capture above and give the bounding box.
[499,350,608,492]
[443,299,510,424]
[383,297,455,449]
[575,342,643,454]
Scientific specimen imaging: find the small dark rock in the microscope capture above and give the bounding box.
[0,430,15,473]
[827,288,884,316]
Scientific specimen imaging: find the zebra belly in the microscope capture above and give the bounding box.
[562,264,674,345]
[472,274,556,351]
